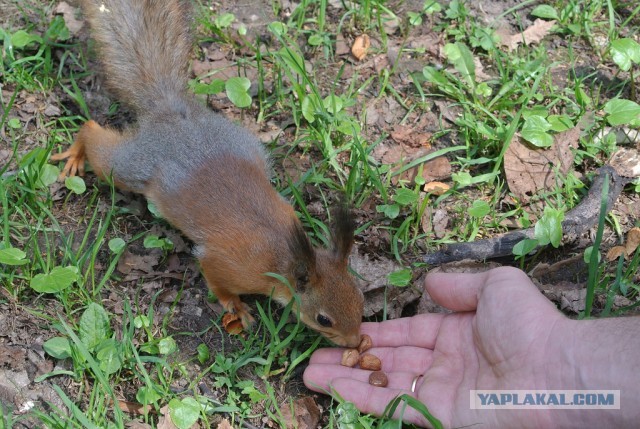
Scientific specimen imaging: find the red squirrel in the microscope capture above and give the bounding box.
[51,0,364,347]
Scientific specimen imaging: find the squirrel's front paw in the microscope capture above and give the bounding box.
[51,142,86,179]
[220,298,255,332]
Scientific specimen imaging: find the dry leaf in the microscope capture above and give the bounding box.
[626,227,640,256]
[335,33,350,56]
[609,147,640,178]
[125,421,154,429]
[473,57,492,81]
[222,313,243,335]
[421,207,448,237]
[117,251,160,275]
[423,181,450,195]
[504,127,580,201]
[606,246,627,262]
[54,2,83,35]
[280,397,321,429]
[498,19,556,51]
[156,405,178,429]
[216,419,234,429]
[117,400,152,416]
[390,124,432,148]
[351,34,371,61]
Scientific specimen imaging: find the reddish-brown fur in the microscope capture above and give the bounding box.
[51,0,364,347]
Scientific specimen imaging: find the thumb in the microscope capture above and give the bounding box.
[425,266,532,312]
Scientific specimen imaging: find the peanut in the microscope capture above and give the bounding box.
[357,334,372,354]
[341,348,359,367]
[359,353,382,371]
[369,371,388,387]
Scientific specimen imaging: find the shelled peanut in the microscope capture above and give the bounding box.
[340,334,388,387]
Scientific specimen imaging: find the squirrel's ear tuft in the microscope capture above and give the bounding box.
[288,221,316,289]
[332,202,355,261]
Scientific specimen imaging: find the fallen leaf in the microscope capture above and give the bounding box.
[626,227,640,256]
[421,156,452,181]
[351,34,371,61]
[609,147,640,178]
[280,397,321,429]
[606,246,626,261]
[54,2,83,35]
[216,419,234,429]
[222,313,243,335]
[335,33,350,56]
[504,126,580,201]
[474,57,492,81]
[0,345,26,369]
[117,400,152,416]
[117,251,160,275]
[125,421,153,429]
[423,181,450,195]
[421,207,448,238]
[497,19,556,51]
[156,405,178,429]
[390,124,432,148]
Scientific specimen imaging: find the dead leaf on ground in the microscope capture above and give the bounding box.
[117,400,152,416]
[626,227,640,256]
[474,57,492,81]
[606,246,626,261]
[156,405,178,429]
[407,32,441,57]
[497,19,556,51]
[335,33,350,56]
[125,421,153,429]
[54,2,83,35]
[504,126,580,201]
[117,251,160,275]
[539,281,586,314]
[423,181,450,195]
[421,207,448,238]
[222,313,243,335]
[192,59,236,81]
[0,345,26,369]
[280,396,321,429]
[609,147,640,178]
[216,419,234,429]
[390,124,432,148]
[351,34,371,61]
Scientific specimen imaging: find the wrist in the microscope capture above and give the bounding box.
[545,317,638,428]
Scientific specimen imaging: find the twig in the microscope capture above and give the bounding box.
[424,166,629,264]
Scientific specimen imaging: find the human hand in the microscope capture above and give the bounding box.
[303,267,569,428]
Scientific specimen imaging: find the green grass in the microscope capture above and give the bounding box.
[2,0,640,426]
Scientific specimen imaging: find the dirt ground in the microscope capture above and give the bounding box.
[1,0,640,427]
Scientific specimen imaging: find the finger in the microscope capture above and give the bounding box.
[424,270,491,311]
[310,346,433,374]
[425,266,535,311]
[329,378,428,426]
[303,364,421,392]
[357,313,445,349]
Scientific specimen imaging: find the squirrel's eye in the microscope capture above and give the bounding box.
[316,314,333,328]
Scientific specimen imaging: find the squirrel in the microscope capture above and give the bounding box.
[51,0,364,347]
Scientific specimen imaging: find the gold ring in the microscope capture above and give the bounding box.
[411,374,423,393]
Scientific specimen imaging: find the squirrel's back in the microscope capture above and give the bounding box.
[81,0,192,112]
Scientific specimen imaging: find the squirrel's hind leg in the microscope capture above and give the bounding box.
[51,120,125,183]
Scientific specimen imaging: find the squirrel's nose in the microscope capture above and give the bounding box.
[337,333,361,348]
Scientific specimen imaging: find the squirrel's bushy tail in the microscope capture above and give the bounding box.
[81,0,192,112]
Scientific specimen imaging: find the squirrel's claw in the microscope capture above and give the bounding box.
[51,142,86,180]
[220,298,255,329]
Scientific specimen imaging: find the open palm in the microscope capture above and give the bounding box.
[304,267,567,428]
